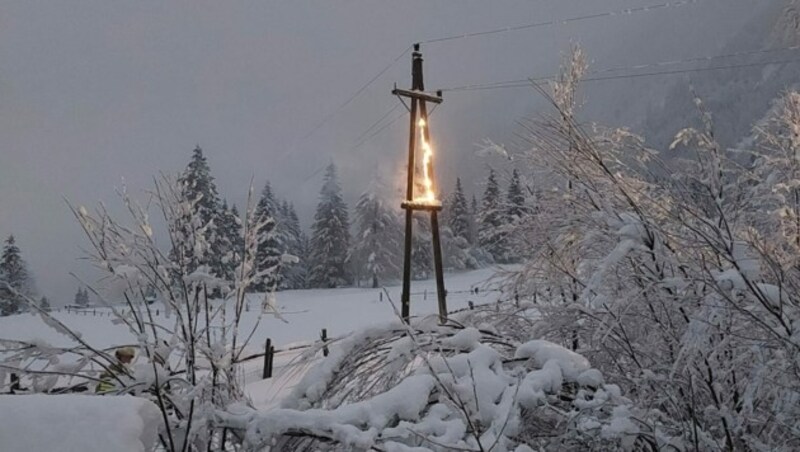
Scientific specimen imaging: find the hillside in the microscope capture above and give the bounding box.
[638,0,799,152]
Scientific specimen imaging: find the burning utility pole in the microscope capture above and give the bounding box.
[393,43,447,324]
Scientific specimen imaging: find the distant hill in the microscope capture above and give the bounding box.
[637,0,799,152]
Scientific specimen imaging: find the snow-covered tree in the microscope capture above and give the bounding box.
[74,287,90,308]
[506,169,526,222]
[309,164,351,288]
[254,181,282,293]
[469,193,479,245]
[279,201,306,290]
[0,235,33,316]
[447,177,471,242]
[38,296,51,312]
[216,200,243,284]
[411,212,433,280]
[499,46,800,450]
[441,226,478,270]
[171,146,225,282]
[350,190,402,288]
[0,174,282,451]
[478,169,509,262]
[504,169,527,263]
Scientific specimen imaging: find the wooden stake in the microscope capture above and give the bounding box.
[263,338,273,379]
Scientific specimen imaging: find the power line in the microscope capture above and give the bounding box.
[584,57,800,82]
[351,102,403,146]
[280,0,713,168]
[297,108,409,189]
[279,45,412,162]
[420,0,703,45]
[354,109,408,150]
[442,53,800,93]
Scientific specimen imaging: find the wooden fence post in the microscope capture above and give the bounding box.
[321,329,329,357]
[263,338,273,379]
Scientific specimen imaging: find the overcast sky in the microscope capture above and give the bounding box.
[0,1,764,302]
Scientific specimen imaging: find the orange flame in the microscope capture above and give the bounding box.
[416,118,437,204]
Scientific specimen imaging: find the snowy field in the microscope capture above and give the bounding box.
[0,268,510,408]
[0,268,506,350]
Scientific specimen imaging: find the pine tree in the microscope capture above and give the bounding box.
[441,226,477,270]
[74,287,89,308]
[39,296,51,313]
[469,194,479,245]
[505,169,526,263]
[281,201,306,290]
[351,190,402,288]
[411,213,433,280]
[255,181,282,292]
[0,235,32,316]
[507,169,526,222]
[479,169,508,262]
[173,146,224,279]
[309,164,351,288]
[297,231,311,288]
[448,178,471,242]
[216,200,243,283]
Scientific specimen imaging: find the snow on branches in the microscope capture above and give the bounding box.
[220,305,658,451]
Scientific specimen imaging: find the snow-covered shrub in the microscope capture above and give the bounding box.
[503,46,800,450]
[219,305,659,451]
[0,175,280,451]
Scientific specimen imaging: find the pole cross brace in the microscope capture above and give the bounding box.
[401,201,443,212]
[392,88,443,104]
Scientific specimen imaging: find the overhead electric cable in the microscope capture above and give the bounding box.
[279,45,412,161]
[420,0,703,45]
[441,54,800,93]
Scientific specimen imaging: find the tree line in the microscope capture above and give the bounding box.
[177,146,529,292]
[0,145,530,315]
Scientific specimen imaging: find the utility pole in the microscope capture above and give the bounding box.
[393,43,448,324]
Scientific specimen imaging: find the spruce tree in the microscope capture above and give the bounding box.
[297,231,311,289]
[448,178,471,242]
[469,194,479,245]
[39,296,51,313]
[505,169,526,263]
[351,190,402,288]
[217,200,243,283]
[255,181,282,292]
[507,169,526,222]
[173,146,224,279]
[281,201,306,290]
[479,169,508,262]
[74,287,89,308]
[309,164,351,288]
[411,213,433,280]
[0,235,32,316]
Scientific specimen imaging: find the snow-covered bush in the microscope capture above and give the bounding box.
[503,46,800,450]
[0,175,280,451]
[219,304,660,451]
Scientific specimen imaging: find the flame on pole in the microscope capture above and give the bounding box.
[416,118,437,204]
[392,43,448,324]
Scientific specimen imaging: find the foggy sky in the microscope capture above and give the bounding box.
[0,0,762,302]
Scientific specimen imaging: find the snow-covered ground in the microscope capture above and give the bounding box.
[0,267,505,350]
[0,394,160,451]
[0,267,509,408]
